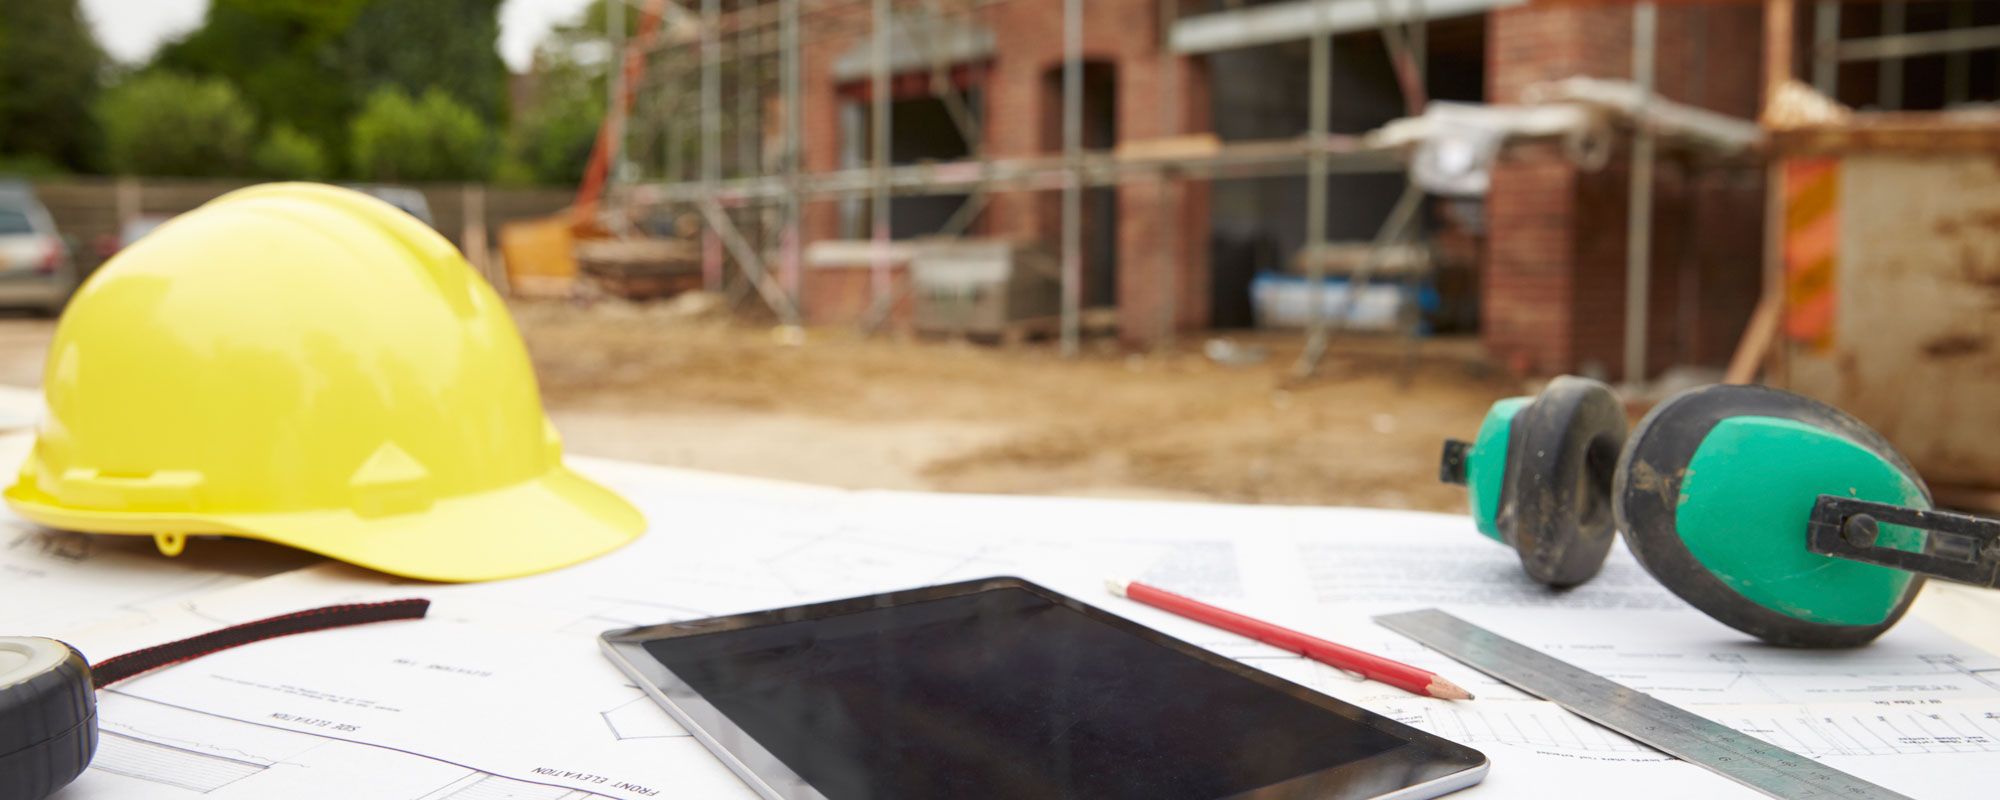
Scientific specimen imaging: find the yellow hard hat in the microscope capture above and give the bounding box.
[4,183,644,582]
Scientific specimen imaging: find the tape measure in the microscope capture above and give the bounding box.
[0,599,431,800]
[1376,608,1913,800]
[0,637,95,799]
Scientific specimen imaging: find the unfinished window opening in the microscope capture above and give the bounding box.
[1807,0,2000,111]
[1205,15,1486,332]
[835,92,983,241]
[890,94,980,239]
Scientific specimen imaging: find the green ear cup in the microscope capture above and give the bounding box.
[1615,384,1931,648]
[1443,376,1627,589]
[1442,396,1527,544]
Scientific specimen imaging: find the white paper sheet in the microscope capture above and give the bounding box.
[0,519,319,635]
[50,481,2000,799]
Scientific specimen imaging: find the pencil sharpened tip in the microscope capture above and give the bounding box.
[1104,578,1129,598]
[1427,678,1474,701]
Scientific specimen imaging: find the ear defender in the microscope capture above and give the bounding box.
[1614,384,1987,647]
[1440,376,1627,589]
[1446,380,2000,648]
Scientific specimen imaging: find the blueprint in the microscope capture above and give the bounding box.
[24,453,2000,799]
[0,519,316,636]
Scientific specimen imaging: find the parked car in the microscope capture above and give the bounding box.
[94,214,171,262]
[344,184,435,227]
[0,181,77,313]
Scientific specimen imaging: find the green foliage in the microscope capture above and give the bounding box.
[349,87,495,181]
[153,0,367,171]
[97,73,256,177]
[154,0,508,176]
[339,0,509,126]
[499,1,611,185]
[509,85,605,185]
[253,125,330,180]
[0,0,105,171]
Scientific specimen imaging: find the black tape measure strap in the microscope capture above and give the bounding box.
[1376,609,1915,800]
[2,598,431,800]
[0,637,96,800]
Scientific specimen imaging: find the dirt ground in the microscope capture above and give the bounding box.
[0,303,1521,512]
[514,299,1518,511]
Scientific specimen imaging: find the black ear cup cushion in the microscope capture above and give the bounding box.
[1614,384,1929,647]
[1499,376,1628,588]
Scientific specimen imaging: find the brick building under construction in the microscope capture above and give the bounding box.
[607,0,1999,379]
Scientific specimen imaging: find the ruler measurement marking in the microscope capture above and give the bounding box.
[1375,609,1913,800]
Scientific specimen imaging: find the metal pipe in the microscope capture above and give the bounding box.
[1292,0,1332,378]
[782,0,804,317]
[868,0,893,327]
[738,21,759,181]
[1764,0,1795,121]
[631,139,1409,205]
[700,198,802,322]
[1831,24,2000,62]
[1878,2,1905,110]
[1060,0,1083,357]
[1811,0,1839,95]
[1624,1,1657,386]
[702,0,722,291]
[1154,0,1180,351]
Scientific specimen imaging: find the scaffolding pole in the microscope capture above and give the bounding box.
[1291,0,1333,378]
[782,0,803,304]
[1154,0,1180,351]
[702,0,723,291]
[1060,0,1083,357]
[865,0,894,329]
[1879,2,1905,110]
[1625,1,1658,386]
[1811,1,1839,95]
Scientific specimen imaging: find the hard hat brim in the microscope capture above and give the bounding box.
[4,464,645,583]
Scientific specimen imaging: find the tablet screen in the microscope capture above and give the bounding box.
[637,584,1423,799]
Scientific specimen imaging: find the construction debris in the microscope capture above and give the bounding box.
[575,237,701,301]
[1522,77,1764,154]
[1762,79,1854,129]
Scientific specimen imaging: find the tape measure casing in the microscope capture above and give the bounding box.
[0,636,96,799]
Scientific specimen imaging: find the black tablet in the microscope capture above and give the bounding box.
[600,577,1487,800]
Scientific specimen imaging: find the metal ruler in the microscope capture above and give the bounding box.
[1374,609,1913,800]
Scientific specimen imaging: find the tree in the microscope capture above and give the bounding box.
[0,0,105,171]
[349,87,495,181]
[509,71,605,184]
[97,73,256,177]
[253,125,330,180]
[153,0,509,176]
[153,0,367,171]
[502,1,611,185]
[338,0,509,126]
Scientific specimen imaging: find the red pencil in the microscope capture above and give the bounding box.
[1106,579,1472,701]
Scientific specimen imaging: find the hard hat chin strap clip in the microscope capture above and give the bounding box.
[153,531,187,557]
[1807,495,2000,588]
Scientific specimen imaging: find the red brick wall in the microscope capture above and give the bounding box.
[1485,4,1766,379]
[792,0,1209,340]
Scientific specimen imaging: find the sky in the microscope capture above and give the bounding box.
[77,0,596,71]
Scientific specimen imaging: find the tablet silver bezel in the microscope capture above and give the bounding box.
[600,577,1487,800]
